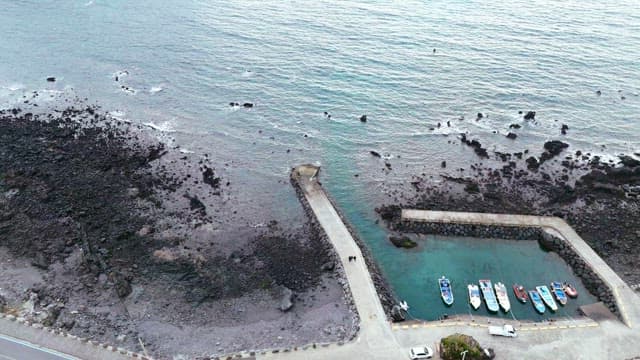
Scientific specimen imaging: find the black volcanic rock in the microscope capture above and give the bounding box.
[46,77,56,82]
[619,155,640,168]
[526,156,540,170]
[524,111,536,120]
[506,132,517,140]
[544,140,569,156]
[370,150,381,158]
[360,115,367,122]
[389,236,417,249]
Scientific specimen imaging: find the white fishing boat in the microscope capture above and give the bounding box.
[494,282,511,312]
[399,301,409,311]
[536,285,558,311]
[439,276,454,306]
[468,284,481,310]
[479,279,499,312]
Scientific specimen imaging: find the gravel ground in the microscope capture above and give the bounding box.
[0,101,356,359]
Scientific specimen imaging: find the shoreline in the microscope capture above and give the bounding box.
[0,104,356,359]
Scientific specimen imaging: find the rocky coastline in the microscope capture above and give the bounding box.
[376,131,640,295]
[0,103,355,359]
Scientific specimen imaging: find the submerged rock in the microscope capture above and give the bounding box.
[389,236,417,249]
[506,132,517,140]
[46,77,56,82]
[360,115,367,122]
[524,111,536,120]
[370,150,381,158]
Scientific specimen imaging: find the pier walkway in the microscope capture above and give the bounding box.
[285,165,404,359]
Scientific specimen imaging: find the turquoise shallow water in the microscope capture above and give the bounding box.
[0,0,636,318]
[325,178,596,321]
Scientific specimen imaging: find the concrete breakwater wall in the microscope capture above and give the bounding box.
[289,171,360,339]
[289,168,396,322]
[395,219,620,319]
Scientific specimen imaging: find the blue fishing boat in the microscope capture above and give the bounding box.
[529,290,546,314]
[536,285,558,311]
[479,279,499,312]
[551,282,568,305]
[439,276,454,306]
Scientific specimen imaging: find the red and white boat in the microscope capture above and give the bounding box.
[512,284,528,303]
[563,282,578,298]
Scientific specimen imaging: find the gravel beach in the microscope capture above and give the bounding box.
[0,102,356,359]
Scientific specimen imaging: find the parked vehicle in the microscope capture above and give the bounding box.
[489,324,517,337]
[409,345,434,359]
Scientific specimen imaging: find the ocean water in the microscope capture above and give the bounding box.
[1,0,638,318]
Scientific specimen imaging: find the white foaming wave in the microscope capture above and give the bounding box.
[149,86,164,93]
[107,110,131,123]
[84,0,94,6]
[179,148,195,154]
[241,70,253,77]
[5,83,24,91]
[143,121,177,133]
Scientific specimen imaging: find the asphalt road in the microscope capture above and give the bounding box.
[0,334,78,360]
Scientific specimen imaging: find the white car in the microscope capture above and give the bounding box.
[409,346,434,359]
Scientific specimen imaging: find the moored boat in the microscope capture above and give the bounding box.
[468,284,481,310]
[536,285,558,311]
[479,279,499,312]
[529,290,546,314]
[512,284,528,303]
[494,282,511,312]
[439,276,454,306]
[563,282,578,298]
[550,281,568,305]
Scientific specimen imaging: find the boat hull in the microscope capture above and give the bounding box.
[563,283,578,298]
[468,284,481,310]
[536,286,558,311]
[551,282,568,305]
[512,284,528,303]
[479,280,499,313]
[439,277,454,306]
[494,282,511,312]
[529,290,546,314]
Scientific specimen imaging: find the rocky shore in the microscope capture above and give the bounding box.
[376,132,640,287]
[0,103,355,359]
